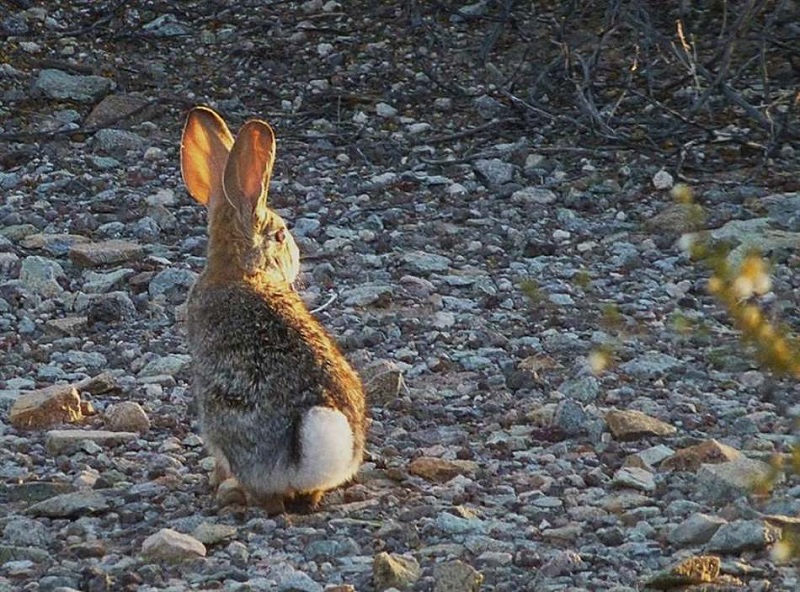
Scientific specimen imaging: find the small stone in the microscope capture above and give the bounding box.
[191,522,237,546]
[620,352,683,378]
[69,240,143,267]
[557,375,599,403]
[137,354,191,377]
[83,268,134,293]
[373,552,421,591]
[272,564,324,592]
[695,457,779,504]
[511,187,557,204]
[612,466,656,493]
[75,372,118,395]
[375,102,398,118]
[552,398,587,436]
[9,385,83,430]
[104,401,150,433]
[433,560,483,592]
[407,457,478,482]
[705,520,782,554]
[33,69,114,103]
[652,170,674,190]
[2,516,54,547]
[474,158,514,187]
[341,283,393,307]
[362,360,405,404]
[148,268,197,303]
[401,251,451,274]
[539,550,585,577]
[26,491,110,518]
[436,512,486,535]
[645,555,720,589]
[661,439,742,472]
[93,128,148,156]
[19,256,65,297]
[625,444,675,470]
[141,528,206,562]
[606,409,677,440]
[646,202,705,235]
[85,94,149,129]
[669,513,728,546]
[45,429,138,455]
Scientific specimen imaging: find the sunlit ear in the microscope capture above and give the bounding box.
[222,119,276,218]
[180,106,235,207]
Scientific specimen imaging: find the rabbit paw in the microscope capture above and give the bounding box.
[286,490,324,514]
[249,492,286,516]
[210,455,233,489]
[216,477,248,507]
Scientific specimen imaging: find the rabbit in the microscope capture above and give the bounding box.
[180,106,367,514]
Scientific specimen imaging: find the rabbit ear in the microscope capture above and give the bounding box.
[223,119,276,219]
[180,106,235,207]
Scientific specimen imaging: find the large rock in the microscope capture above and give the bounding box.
[669,513,727,547]
[402,251,452,274]
[93,129,148,157]
[103,401,150,433]
[373,552,421,591]
[26,491,109,518]
[695,457,779,504]
[705,519,782,554]
[9,385,83,430]
[661,439,742,472]
[433,560,483,592]
[33,69,114,103]
[46,429,138,455]
[605,409,676,440]
[644,555,720,589]
[141,528,206,562]
[407,457,478,483]
[69,240,143,267]
[19,256,65,297]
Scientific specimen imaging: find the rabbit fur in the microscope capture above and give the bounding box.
[180,106,367,512]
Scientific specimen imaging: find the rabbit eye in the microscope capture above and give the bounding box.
[274,228,286,243]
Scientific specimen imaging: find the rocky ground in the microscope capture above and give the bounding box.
[1,1,799,591]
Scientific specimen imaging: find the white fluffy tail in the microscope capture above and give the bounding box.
[289,406,359,492]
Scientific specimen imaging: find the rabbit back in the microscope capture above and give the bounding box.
[187,280,366,496]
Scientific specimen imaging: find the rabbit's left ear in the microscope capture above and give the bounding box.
[223,119,276,220]
[181,106,235,207]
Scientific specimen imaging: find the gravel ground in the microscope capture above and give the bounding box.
[1,2,799,591]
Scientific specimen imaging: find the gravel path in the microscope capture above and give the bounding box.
[1,2,798,591]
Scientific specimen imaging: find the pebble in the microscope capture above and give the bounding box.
[19,256,65,297]
[372,552,421,591]
[32,69,114,103]
[141,528,206,561]
[605,409,677,440]
[104,401,150,433]
[69,240,144,267]
[669,513,727,546]
[45,429,138,455]
[25,491,110,518]
[433,560,483,592]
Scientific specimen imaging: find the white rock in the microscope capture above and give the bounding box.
[376,102,398,118]
[652,170,674,190]
[142,528,206,561]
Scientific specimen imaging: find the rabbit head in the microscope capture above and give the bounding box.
[180,106,300,286]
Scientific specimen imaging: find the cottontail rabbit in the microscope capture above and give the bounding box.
[180,106,367,514]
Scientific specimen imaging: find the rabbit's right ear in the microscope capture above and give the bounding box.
[181,106,235,207]
[223,120,276,222]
